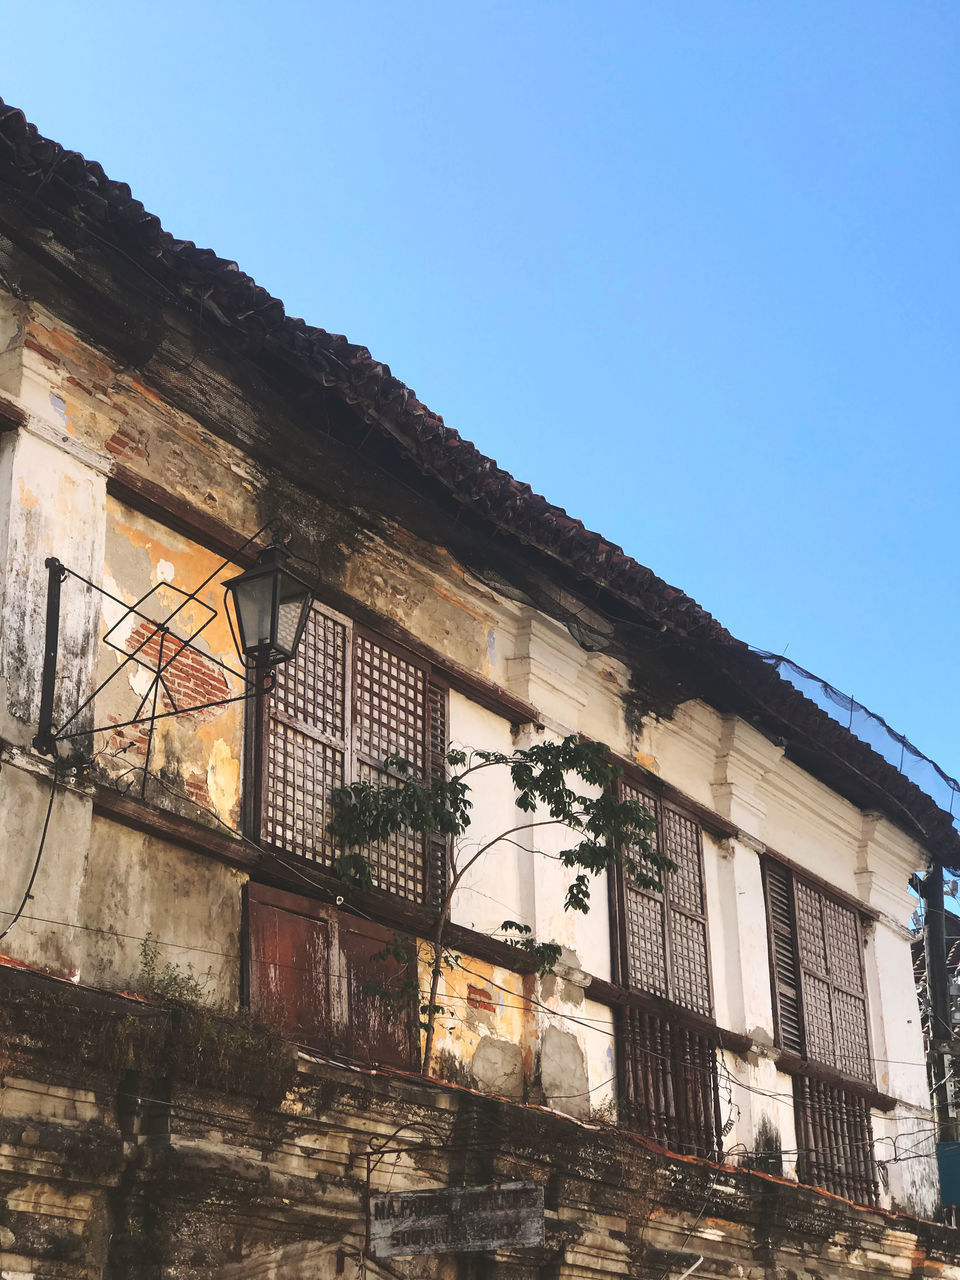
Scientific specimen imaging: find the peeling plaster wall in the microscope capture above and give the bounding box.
[98,496,244,825]
[0,763,242,1001]
[0,426,106,748]
[78,815,243,1000]
[4,297,264,535]
[537,983,618,1121]
[1,765,95,979]
[426,958,533,1098]
[424,952,617,1122]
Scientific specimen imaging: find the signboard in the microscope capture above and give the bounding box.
[368,1181,544,1258]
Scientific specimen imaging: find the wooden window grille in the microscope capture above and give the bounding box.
[618,781,712,1016]
[246,883,418,1069]
[794,1076,879,1206]
[614,781,720,1157]
[262,604,348,866]
[259,602,447,907]
[764,862,872,1081]
[764,861,879,1205]
[619,1005,723,1159]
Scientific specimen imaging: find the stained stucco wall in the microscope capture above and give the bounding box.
[0,765,243,1001]
[98,497,244,825]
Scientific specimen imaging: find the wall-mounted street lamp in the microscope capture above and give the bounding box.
[223,545,314,669]
[33,527,314,764]
[14,529,316,952]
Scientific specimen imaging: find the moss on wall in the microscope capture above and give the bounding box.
[0,969,295,1107]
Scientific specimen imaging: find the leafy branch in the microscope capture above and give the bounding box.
[329,735,665,1075]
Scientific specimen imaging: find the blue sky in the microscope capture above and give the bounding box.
[2,2,958,778]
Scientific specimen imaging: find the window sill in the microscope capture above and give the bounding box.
[585,975,753,1055]
[774,1049,897,1111]
[92,786,262,870]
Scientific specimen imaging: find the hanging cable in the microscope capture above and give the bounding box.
[0,750,60,946]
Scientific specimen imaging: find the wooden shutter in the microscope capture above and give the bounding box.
[261,609,438,907]
[766,865,871,1082]
[764,861,803,1053]
[339,914,418,1069]
[619,783,712,1016]
[246,885,417,1068]
[352,630,430,902]
[262,602,351,866]
[661,804,711,1016]
[823,897,871,1080]
[794,879,837,1068]
[426,680,449,912]
[795,880,870,1080]
[619,782,668,999]
[246,884,338,1051]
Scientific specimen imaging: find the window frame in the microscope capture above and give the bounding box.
[610,775,723,1158]
[244,597,450,911]
[610,775,715,1020]
[762,855,875,1087]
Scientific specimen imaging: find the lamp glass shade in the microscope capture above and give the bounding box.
[225,546,313,665]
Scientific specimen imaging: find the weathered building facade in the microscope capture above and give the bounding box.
[1,100,959,1277]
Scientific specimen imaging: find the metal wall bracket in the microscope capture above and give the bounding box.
[32,556,66,758]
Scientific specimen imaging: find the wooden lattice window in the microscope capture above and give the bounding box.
[617,781,712,1017]
[763,862,872,1081]
[764,861,879,1205]
[258,603,447,906]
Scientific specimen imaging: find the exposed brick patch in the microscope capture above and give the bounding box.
[106,419,150,461]
[105,714,152,761]
[467,985,495,1012]
[184,773,211,809]
[65,374,97,397]
[126,620,230,718]
[23,335,61,365]
[103,626,229,794]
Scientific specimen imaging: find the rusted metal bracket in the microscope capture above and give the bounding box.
[32,556,66,758]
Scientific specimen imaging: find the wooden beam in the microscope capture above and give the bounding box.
[608,748,739,840]
[0,392,28,432]
[774,1049,897,1112]
[585,973,753,1055]
[762,847,880,922]
[108,462,541,728]
[92,786,262,871]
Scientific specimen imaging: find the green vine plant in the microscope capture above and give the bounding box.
[329,734,668,1076]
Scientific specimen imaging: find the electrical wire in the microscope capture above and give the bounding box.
[657,1163,721,1280]
[1,730,943,1123]
[0,752,60,946]
[14,575,937,1094]
[0,897,943,1079]
[4,1069,938,1179]
[4,943,911,1144]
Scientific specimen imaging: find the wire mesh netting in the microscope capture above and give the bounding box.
[753,650,960,832]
